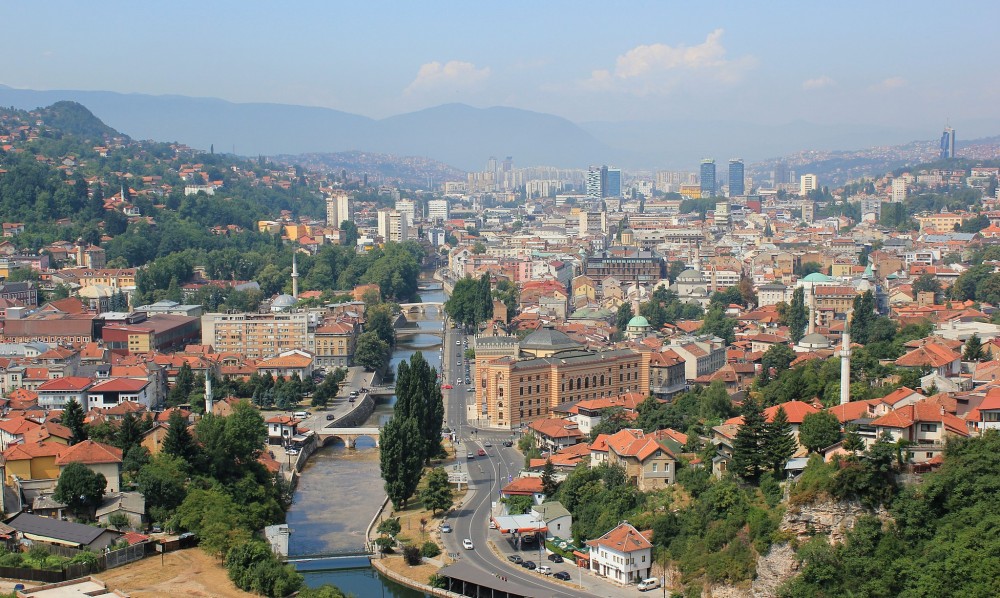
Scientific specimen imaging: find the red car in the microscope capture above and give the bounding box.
[477,448,486,457]
[442,384,453,389]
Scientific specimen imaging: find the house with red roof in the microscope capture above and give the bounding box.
[500,476,546,504]
[36,376,94,410]
[527,418,584,453]
[86,377,153,411]
[871,399,970,463]
[591,428,676,490]
[965,387,1000,434]
[587,521,654,586]
[894,340,962,378]
[55,440,124,493]
[265,415,301,446]
[724,400,820,440]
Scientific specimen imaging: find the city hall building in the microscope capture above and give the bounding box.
[474,327,648,430]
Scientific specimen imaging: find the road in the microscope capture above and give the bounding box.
[438,324,590,598]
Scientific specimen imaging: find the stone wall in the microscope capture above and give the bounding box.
[328,393,375,428]
[781,498,877,544]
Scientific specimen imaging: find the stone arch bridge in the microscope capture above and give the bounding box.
[317,427,380,448]
[398,302,444,314]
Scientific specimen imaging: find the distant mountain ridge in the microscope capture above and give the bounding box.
[1,85,997,172]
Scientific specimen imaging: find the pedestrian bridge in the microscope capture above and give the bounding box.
[398,302,444,314]
[394,326,444,338]
[318,427,380,448]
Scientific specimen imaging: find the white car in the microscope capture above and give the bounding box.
[462,538,474,550]
[637,578,660,591]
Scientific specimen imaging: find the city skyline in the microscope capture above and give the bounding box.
[2,0,998,137]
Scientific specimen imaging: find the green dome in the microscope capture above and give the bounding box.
[627,315,650,328]
[802,272,833,283]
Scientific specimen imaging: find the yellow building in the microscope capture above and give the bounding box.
[1,441,63,484]
[679,184,702,199]
[201,311,311,359]
[475,328,649,429]
[915,212,971,233]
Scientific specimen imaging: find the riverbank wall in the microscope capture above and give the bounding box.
[329,393,375,428]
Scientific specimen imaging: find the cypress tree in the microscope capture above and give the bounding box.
[63,398,88,444]
[732,396,768,483]
[764,406,796,476]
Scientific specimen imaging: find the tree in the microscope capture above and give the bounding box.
[419,467,453,515]
[169,362,195,406]
[492,278,519,322]
[787,287,808,344]
[377,517,401,538]
[963,333,986,362]
[339,220,358,247]
[541,459,559,497]
[760,343,796,386]
[162,409,199,464]
[763,406,796,475]
[379,415,425,509]
[912,273,941,297]
[799,410,843,453]
[731,397,768,483]
[63,398,87,444]
[393,352,445,463]
[475,273,493,326]
[355,331,389,371]
[136,454,189,523]
[366,303,396,348]
[176,487,249,558]
[615,302,634,333]
[699,302,736,345]
[850,291,878,345]
[54,461,107,518]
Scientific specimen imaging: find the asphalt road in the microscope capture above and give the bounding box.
[438,324,587,598]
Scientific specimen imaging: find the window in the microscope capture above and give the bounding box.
[652,463,657,472]
[919,423,937,432]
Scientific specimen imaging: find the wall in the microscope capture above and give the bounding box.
[329,393,375,428]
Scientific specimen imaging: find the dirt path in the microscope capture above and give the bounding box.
[97,548,254,598]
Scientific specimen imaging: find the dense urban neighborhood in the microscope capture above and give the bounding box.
[0,99,999,598]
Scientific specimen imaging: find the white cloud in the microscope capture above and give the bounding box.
[871,76,906,92]
[802,75,835,90]
[583,29,754,93]
[404,60,490,95]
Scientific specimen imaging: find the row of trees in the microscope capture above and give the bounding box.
[379,352,446,508]
[444,274,494,330]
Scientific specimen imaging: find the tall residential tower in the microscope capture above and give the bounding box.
[700,159,716,198]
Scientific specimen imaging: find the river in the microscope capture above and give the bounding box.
[288,285,446,596]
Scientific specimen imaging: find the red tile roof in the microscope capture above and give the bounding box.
[54,440,123,465]
[501,476,544,495]
[586,522,653,553]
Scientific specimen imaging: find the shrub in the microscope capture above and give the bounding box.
[420,541,440,558]
[402,544,422,566]
[0,552,23,567]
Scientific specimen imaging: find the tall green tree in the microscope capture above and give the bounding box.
[788,287,808,344]
[963,333,985,362]
[169,362,195,406]
[764,406,796,475]
[355,331,389,371]
[62,398,87,444]
[850,291,878,345]
[732,397,768,483]
[760,343,796,386]
[162,408,199,465]
[394,352,444,462]
[541,459,559,497]
[615,302,634,333]
[699,302,736,345]
[366,303,397,348]
[475,273,494,326]
[379,415,425,509]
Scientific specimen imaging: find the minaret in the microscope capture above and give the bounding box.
[291,253,299,299]
[808,288,817,336]
[205,372,214,414]
[840,311,852,405]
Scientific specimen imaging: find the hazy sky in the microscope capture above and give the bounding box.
[4,0,997,128]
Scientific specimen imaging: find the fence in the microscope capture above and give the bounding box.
[104,543,148,569]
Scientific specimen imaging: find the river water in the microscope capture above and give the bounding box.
[289,286,446,595]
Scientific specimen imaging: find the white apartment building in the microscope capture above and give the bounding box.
[326,192,352,228]
[800,174,818,195]
[891,178,907,202]
[427,199,449,222]
[201,311,311,359]
[377,209,410,243]
[587,522,654,586]
[395,199,418,225]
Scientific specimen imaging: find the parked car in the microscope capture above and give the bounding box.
[326,414,335,420]
[547,553,563,563]
[537,565,552,575]
[462,539,474,550]
[553,571,571,581]
[638,578,661,591]
[440,524,452,533]
[522,560,536,570]
[507,554,523,564]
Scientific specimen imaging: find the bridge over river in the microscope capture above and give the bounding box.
[317,427,380,448]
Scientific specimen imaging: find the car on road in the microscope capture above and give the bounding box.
[637,578,661,591]
[553,571,571,581]
[465,378,471,384]
[484,442,492,447]
[285,448,299,456]
[507,554,522,564]
[456,340,461,345]
[326,414,335,420]
[440,524,452,533]
[467,452,474,459]
[477,448,486,456]
[521,560,536,570]
[462,539,474,550]
[466,387,474,392]
[502,440,513,447]
[537,565,552,575]
[547,553,563,563]
[442,384,453,389]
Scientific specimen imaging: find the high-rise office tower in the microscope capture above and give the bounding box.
[395,198,417,225]
[427,199,449,222]
[700,159,716,198]
[586,167,602,198]
[604,167,622,197]
[773,162,789,187]
[377,209,409,243]
[891,178,907,202]
[940,127,956,159]
[326,191,352,228]
[728,159,745,197]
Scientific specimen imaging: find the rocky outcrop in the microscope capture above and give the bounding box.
[782,498,877,544]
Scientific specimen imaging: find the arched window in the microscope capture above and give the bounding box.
[584,377,589,389]
[600,374,605,385]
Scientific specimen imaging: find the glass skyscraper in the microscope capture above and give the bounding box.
[728,159,745,196]
[604,168,622,197]
[700,159,716,198]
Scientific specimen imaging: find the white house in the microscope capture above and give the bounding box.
[587,521,654,585]
[530,501,572,539]
[36,376,94,410]
[86,378,153,410]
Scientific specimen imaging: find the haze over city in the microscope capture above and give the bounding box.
[4,0,999,165]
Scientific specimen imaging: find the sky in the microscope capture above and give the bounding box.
[4,1,999,132]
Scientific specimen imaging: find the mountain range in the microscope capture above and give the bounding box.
[1,84,996,171]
